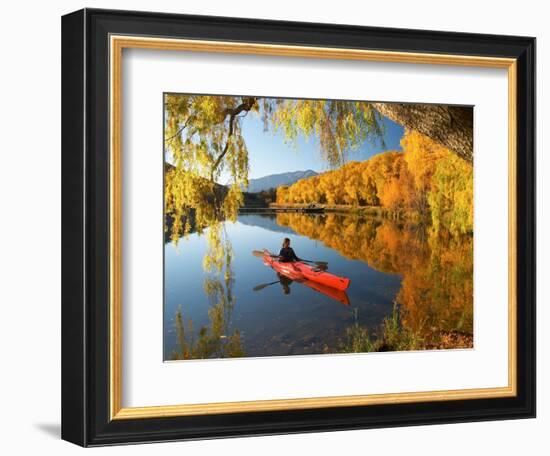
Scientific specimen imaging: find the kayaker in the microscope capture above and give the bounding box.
[278,238,302,263]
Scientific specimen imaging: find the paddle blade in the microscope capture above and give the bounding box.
[302,259,329,268]
[252,250,266,258]
[253,280,279,291]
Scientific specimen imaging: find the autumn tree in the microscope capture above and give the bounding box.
[276,130,473,233]
[165,94,387,242]
[165,94,473,252]
[276,186,290,204]
[401,130,473,233]
[379,178,404,211]
[428,154,474,234]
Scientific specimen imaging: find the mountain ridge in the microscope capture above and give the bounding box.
[242,169,318,193]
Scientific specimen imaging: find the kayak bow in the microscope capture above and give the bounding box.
[263,250,350,291]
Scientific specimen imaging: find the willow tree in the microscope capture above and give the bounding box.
[164,94,387,244]
[164,94,381,354]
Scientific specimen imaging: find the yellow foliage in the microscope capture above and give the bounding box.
[277,130,473,234]
[164,94,387,246]
[275,213,473,345]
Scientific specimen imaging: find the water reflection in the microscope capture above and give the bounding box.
[278,273,292,295]
[165,212,473,359]
[254,272,351,306]
[169,223,246,360]
[275,213,473,349]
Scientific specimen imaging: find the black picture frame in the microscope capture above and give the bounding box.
[62,8,536,447]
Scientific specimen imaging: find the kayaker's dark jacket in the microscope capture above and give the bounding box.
[279,247,300,263]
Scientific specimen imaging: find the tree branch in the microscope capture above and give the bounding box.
[164,115,194,143]
[372,103,473,163]
[210,97,256,181]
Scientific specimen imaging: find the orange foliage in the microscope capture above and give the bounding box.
[276,130,473,234]
[275,213,473,345]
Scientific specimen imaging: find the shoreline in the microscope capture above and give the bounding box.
[239,204,418,221]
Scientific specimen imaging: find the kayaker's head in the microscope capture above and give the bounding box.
[282,237,291,248]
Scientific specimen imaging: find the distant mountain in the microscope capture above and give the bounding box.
[244,170,318,193]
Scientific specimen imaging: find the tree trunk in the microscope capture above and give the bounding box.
[373,103,473,163]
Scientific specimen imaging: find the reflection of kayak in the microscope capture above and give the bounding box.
[262,254,350,305]
[263,250,351,291]
[300,279,350,306]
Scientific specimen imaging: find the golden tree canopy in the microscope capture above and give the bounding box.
[164,95,387,243]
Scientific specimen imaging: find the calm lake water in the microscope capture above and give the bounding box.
[163,212,473,360]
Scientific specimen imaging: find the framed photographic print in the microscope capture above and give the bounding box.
[61,8,536,446]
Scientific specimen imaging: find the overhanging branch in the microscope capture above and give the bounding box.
[210,97,256,180]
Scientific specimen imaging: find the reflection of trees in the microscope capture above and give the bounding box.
[276,213,473,348]
[164,95,386,358]
[397,230,473,344]
[163,94,475,354]
[171,296,244,360]
[170,223,245,360]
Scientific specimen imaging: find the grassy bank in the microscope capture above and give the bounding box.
[338,303,473,354]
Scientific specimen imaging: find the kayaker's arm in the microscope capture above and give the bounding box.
[290,248,302,262]
[276,247,302,262]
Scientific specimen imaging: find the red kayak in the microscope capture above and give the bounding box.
[263,250,351,292]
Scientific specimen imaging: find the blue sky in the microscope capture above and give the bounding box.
[224,112,405,183]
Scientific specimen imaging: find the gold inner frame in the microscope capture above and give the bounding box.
[109,35,517,420]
